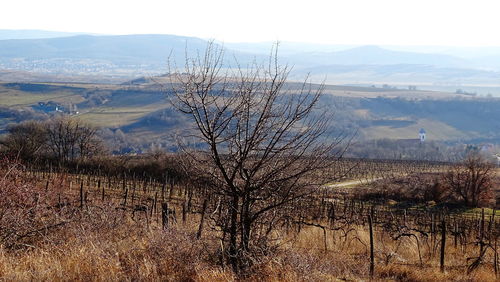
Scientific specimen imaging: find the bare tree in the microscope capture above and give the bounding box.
[443,154,494,207]
[45,117,103,163]
[168,42,347,271]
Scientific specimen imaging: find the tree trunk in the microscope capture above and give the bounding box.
[228,194,239,272]
[240,194,252,253]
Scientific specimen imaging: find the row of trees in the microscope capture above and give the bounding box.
[0,117,103,163]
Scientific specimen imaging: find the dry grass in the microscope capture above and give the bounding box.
[0,163,498,281]
[0,214,497,281]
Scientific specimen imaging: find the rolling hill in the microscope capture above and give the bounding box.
[0,80,499,154]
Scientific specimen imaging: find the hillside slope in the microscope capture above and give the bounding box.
[1,81,499,153]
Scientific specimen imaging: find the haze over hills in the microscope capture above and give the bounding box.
[0,30,500,95]
[0,29,95,40]
[1,30,500,96]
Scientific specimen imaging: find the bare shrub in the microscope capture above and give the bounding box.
[353,173,447,203]
[443,154,495,207]
[0,121,47,161]
[0,158,74,248]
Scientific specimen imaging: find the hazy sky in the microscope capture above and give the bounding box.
[2,0,500,46]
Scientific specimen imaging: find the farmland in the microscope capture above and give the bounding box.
[0,156,498,281]
[1,80,500,154]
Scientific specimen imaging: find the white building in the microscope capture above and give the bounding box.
[419,128,426,142]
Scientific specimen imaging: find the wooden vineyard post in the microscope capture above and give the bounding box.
[492,209,498,278]
[480,209,485,258]
[161,181,166,202]
[123,188,129,206]
[151,192,157,218]
[469,208,486,274]
[131,185,136,205]
[182,202,187,223]
[440,218,446,272]
[495,238,498,278]
[162,203,169,230]
[197,199,208,239]
[169,180,174,200]
[80,182,84,209]
[99,179,104,202]
[454,219,458,249]
[368,207,375,279]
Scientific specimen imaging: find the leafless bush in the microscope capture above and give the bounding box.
[0,121,47,161]
[0,158,74,248]
[443,154,495,207]
[353,173,448,203]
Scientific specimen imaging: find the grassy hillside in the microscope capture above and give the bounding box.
[1,80,499,152]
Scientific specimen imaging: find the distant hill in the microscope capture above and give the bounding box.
[0,34,264,77]
[0,34,208,63]
[291,64,500,86]
[1,31,500,96]
[0,29,94,40]
[288,45,469,68]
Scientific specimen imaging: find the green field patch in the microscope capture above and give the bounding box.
[78,105,167,127]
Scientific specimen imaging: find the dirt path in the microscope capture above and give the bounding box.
[326,177,384,188]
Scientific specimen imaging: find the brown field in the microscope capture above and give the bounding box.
[0,157,498,281]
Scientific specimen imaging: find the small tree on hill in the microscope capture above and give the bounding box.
[168,43,347,271]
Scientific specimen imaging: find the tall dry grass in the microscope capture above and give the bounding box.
[0,160,498,281]
[0,212,497,281]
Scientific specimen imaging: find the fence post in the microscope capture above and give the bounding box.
[369,207,375,279]
[80,182,84,209]
[495,238,498,278]
[480,209,485,256]
[454,219,458,249]
[151,192,157,218]
[197,199,208,239]
[123,188,128,206]
[162,202,169,230]
[182,202,187,223]
[440,218,446,272]
[99,179,104,202]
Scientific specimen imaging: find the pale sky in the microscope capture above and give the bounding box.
[2,0,500,46]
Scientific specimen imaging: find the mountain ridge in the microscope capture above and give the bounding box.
[1,31,500,95]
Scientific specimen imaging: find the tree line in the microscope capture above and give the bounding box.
[0,116,103,163]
